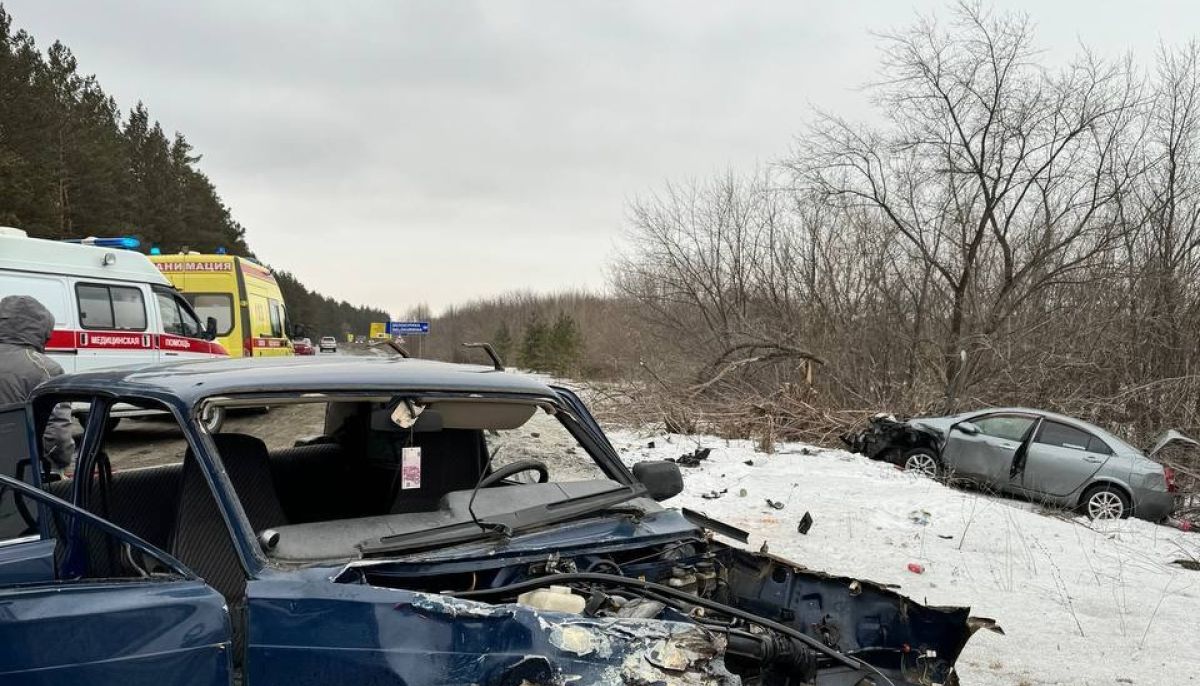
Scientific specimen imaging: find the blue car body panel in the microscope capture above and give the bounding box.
[0,538,54,584]
[0,580,231,685]
[246,576,732,685]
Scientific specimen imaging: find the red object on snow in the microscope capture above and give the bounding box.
[907,562,925,574]
[1168,518,1194,532]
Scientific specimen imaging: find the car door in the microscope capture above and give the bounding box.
[71,280,155,370]
[0,405,232,686]
[942,413,1038,486]
[153,285,222,361]
[1018,419,1112,497]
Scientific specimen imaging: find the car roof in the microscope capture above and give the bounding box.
[35,356,556,405]
[0,230,172,286]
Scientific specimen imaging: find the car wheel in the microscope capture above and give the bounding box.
[1082,484,1130,520]
[201,405,226,433]
[902,448,940,478]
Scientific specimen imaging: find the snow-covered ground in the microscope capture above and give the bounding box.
[608,429,1200,686]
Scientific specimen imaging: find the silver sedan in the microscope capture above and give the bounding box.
[886,408,1189,521]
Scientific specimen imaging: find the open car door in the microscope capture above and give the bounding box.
[0,406,232,686]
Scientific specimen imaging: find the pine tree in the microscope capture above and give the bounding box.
[519,314,549,371]
[547,312,583,375]
[0,5,383,337]
[491,322,513,364]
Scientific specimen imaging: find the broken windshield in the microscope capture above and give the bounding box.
[194,394,621,563]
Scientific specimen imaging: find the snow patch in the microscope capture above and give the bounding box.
[611,429,1200,686]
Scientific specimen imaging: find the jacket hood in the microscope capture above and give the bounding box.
[0,295,55,351]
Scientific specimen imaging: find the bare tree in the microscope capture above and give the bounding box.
[795,2,1143,409]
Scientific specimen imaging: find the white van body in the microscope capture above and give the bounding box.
[0,228,228,376]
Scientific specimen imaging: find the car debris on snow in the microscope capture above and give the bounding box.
[674,447,713,467]
[796,512,813,535]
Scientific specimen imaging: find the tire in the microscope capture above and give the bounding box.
[201,405,226,434]
[902,447,940,478]
[1081,484,1131,520]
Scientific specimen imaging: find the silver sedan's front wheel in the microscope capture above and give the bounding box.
[1084,486,1129,520]
[903,449,940,478]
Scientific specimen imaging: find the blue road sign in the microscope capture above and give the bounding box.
[388,321,430,336]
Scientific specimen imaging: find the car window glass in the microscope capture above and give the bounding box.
[110,286,146,330]
[155,289,184,335]
[1088,435,1113,455]
[1036,421,1094,451]
[268,300,283,338]
[76,284,114,329]
[174,294,202,337]
[184,293,233,336]
[973,415,1034,442]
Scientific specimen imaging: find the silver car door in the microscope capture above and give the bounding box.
[943,413,1036,484]
[1020,420,1111,497]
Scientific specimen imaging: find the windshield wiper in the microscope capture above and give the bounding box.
[358,483,648,557]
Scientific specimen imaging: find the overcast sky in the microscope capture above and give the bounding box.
[6,1,1197,315]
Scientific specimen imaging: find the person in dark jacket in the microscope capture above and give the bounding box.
[0,295,75,470]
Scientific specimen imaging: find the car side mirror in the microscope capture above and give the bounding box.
[954,421,980,436]
[204,316,218,341]
[632,460,683,501]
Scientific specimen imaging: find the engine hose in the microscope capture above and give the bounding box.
[449,571,877,677]
[583,558,622,575]
[725,631,818,683]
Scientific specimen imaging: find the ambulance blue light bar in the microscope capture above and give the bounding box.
[61,236,141,250]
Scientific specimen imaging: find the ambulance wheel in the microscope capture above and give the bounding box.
[201,406,226,433]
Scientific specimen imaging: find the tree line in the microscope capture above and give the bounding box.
[402,293,599,376]
[424,4,1200,463]
[0,6,385,338]
[615,2,1200,450]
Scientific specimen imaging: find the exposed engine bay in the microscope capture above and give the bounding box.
[336,532,989,686]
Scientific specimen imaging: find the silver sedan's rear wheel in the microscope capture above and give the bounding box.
[1084,486,1129,520]
[902,448,940,478]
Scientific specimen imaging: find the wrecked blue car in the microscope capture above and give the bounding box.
[0,357,992,685]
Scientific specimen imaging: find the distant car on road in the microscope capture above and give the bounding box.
[292,337,315,355]
[318,336,337,353]
[845,408,1192,521]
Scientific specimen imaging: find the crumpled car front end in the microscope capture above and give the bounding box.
[842,414,949,465]
[251,512,994,686]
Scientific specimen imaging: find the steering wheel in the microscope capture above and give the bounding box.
[477,459,550,488]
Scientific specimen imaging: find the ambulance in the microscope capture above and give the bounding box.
[148,253,294,358]
[0,227,229,429]
[0,227,227,369]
